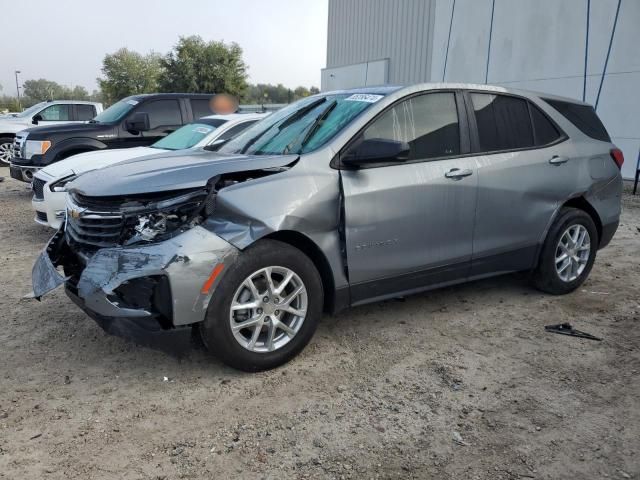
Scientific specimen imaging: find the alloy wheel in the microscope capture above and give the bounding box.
[229,266,308,353]
[555,224,591,282]
[0,142,13,165]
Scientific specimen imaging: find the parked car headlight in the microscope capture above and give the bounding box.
[24,140,52,159]
[49,174,78,192]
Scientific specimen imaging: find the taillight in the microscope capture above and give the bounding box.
[610,148,624,169]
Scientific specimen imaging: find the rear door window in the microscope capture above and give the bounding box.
[38,104,72,121]
[139,100,183,129]
[470,93,534,152]
[543,98,610,142]
[191,99,213,119]
[76,104,96,121]
[363,92,461,160]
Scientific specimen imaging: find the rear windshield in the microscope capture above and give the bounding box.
[543,99,610,142]
[151,121,226,150]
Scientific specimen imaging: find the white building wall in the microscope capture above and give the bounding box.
[325,0,640,179]
[430,0,640,179]
[324,0,436,87]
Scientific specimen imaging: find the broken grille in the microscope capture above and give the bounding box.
[66,213,125,249]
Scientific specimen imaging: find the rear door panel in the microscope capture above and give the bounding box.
[471,141,577,275]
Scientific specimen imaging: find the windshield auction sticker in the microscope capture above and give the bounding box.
[344,94,384,103]
[194,127,213,134]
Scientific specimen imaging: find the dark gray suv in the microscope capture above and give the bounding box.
[32,84,623,371]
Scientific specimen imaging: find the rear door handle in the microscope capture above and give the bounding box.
[549,155,568,165]
[445,168,473,179]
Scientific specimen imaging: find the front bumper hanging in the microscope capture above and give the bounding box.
[31,226,239,329]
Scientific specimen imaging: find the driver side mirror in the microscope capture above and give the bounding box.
[341,138,410,169]
[32,114,43,125]
[125,112,150,133]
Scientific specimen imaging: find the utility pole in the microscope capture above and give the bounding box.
[14,70,21,111]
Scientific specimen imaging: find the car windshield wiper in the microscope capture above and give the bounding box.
[239,97,328,155]
[286,99,338,154]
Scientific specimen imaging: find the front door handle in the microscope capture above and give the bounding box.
[445,168,473,179]
[549,155,569,165]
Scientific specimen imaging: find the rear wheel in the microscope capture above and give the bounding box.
[532,208,598,294]
[0,137,14,165]
[200,240,323,371]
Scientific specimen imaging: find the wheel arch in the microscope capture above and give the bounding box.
[262,230,336,314]
[535,195,604,267]
[51,138,107,162]
[0,132,16,139]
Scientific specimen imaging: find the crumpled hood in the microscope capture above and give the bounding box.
[69,149,299,196]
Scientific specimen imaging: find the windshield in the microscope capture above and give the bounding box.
[218,93,384,156]
[13,102,48,118]
[151,120,226,150]
[91,98,138,123]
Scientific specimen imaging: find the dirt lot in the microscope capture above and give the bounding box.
[0,165,639,480]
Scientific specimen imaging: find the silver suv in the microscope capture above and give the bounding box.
[32,84,623,371]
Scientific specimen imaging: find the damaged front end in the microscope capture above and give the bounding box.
[31,179,245,334]
[30,149,303,343]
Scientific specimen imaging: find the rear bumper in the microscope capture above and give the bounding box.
[32,226,240,329]
[599,220,619,249]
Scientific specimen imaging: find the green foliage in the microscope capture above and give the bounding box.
[22,79,90,103]
[242,84,321,104]
[96,36,318,106]
[159,36,248,97]
[0,95,22,112]
[98,48,163,105]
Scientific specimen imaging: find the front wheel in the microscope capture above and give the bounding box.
[532,207,598,295]
[0,137,14,165]
[200,239,323,372]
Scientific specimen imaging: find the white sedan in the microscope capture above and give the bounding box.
[31,113,268,229]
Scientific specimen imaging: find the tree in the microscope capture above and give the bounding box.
[241,83,321,104]
[0,95,21,112]
[160,36,248,98]
[23,79,90,102]
[98,48,163,104]
[294,86,310,99]
[23,79,65,102]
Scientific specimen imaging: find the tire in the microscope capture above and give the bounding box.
[0,137,14,165]
[532,207,598,295]
[200,239,323,372]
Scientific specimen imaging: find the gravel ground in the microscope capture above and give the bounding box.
[0,166,639,480]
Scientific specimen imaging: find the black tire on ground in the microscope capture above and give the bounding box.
[0,137,14,165]
[532,207,598,295]
[200,239,324,372]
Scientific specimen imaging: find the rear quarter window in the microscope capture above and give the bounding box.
[543,98,610,142]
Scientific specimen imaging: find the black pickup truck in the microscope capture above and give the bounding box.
[10,93,214,182]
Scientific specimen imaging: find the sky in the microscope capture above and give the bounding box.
[0,0,328,96]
